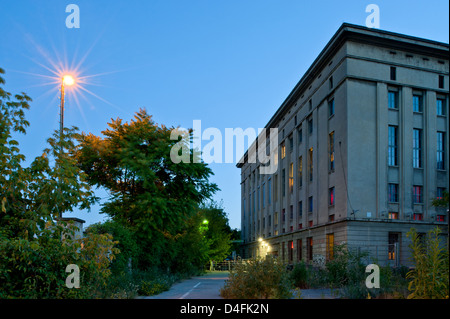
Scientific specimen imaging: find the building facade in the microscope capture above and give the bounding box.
[237,23,449,267]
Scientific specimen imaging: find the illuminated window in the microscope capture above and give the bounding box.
[436,215,445,222]
[388,212,398,220]
[329,131,335,171]
[388,233,399,260]
[289,162,294,193]
[413,213,423,221]
[329,187,335,206]
[281,143,286,159]
[327,233,334,260]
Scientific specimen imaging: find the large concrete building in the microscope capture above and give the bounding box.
[237,23,449,267]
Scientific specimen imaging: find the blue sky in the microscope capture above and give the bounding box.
[0,0,448,230]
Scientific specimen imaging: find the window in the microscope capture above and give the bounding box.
[281,142,286,159]
[252,191,255,213]
[413,129,422,168]
[329,76,334,89]
[298,127,303,144]
[388,183,399,203]
[439,75,444,89]
[329,187,335,206]
[308,196,313,213]
[298,201,303,217]
[436,187,445,200]
[309,99,312,111]
[298,156,303,188]
[436,215,445,222]
[389,212,398,220]
[274,174,278,201]
[297,239,302,261]
[282,209,286,222]
[436,98,446,116]
[257,186,260,210]
[267,177,272,204]
[326,233,334,261]
[388,233,399,261]
[328,99,335,117]
[289,205,293,220]
[413,213,423,221]
[413,95,423,113]
[288,240,294,262]
[307,237,313,261]
[308,148,313,181]
[308,118,313,134]
[329,131,335,171]
[388,91,398,109]
[289,135,294,152]
[388,126,398,166]
[390,66,396,81]
[262,182,265,208]
[289,162,294,193]
[413,186,423,204]
[437,132,445,170]
[282,169,286,197]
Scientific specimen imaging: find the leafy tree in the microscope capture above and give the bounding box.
[0,67,116,298]
[198,201,232,263]
[76,109,218,270]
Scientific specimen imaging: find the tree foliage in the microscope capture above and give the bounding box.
[0,68,118,298]
[76,108,219,270]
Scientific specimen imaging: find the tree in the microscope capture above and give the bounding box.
[198,201,232,263]
[0,67,115,298]
[76,109,218,269]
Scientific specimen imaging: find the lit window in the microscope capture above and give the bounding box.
[329,187,335,206]
[389,212,398,220]
[281,143,286,159]
[329,131,335,171]
[413,213,423,221]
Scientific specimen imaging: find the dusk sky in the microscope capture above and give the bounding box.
[1,0,448,230]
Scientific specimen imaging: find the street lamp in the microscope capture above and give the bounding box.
[58,75,75,218]
[60,75,75,141]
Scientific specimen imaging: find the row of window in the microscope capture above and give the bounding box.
[388,90,447,116]
[388,184,446,205]
[388,127,446,170]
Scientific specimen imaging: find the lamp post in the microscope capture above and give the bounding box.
[58,75,75,218]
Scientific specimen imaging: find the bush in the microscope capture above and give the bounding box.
[406,227,449,299]
[290,261,309,289]
[220,257,292,299]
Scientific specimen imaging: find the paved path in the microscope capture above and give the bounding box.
[141,271,229,299]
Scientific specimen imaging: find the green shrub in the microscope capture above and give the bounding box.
[406,227,449,299]
[290,261,309,289]
[220,257,292,299]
